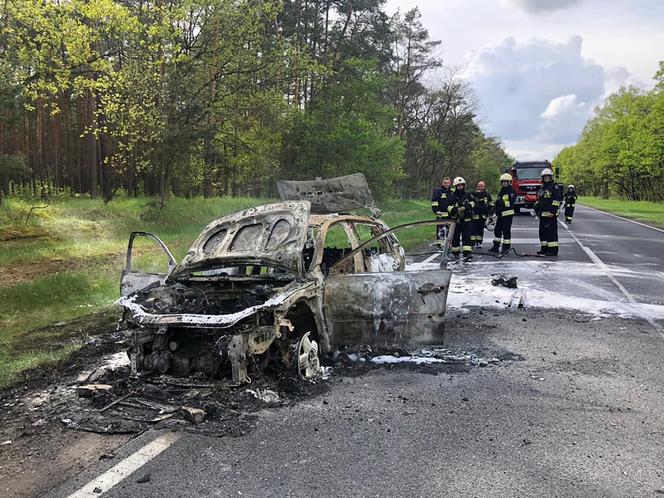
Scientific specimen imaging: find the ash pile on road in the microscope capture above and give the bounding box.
[49,357,330,438]
[0,341,521,443]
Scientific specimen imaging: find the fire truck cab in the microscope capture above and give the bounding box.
[507,160,558,213]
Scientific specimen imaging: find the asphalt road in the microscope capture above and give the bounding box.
[504,204,664,306]
[49,206,664,498]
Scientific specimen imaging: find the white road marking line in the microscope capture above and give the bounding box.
[559,219,568,230]
[563,224,663,336]
[579,204,664,234]
[66,432,181,498]
[421,252,441,265]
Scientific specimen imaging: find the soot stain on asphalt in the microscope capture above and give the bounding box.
[0,317,524,449]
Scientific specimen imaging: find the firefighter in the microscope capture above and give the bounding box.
[533,168,563,256]
[563,185,577,223]
[447,177,475,258]
[471,181,492,248]
[489,173,516,253]
[431,176,452,242]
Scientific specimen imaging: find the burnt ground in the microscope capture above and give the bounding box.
[4,306,664,497]
[0,308,522,498]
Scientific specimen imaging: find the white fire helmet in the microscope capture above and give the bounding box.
[500,173,512,182]
[453,176,466,186]
[541,168,554,178]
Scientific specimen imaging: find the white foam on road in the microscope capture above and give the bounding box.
[448,277,664,321]
[406,259,664,322]
[370,355,445,365]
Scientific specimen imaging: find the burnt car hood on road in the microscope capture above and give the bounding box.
[175,201,311,276]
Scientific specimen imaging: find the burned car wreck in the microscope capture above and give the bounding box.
[118,174,455,384]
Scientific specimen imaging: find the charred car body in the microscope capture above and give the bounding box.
[118,174,455,384]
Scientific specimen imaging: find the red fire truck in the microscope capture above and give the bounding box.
[508,160,559,213]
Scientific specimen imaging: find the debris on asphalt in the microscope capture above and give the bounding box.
[136,473,151,484]
[491,273,518,288]
[1,440,11,445]
[76,384,113,398]
[179,406,206,425]
[245,388,281,405]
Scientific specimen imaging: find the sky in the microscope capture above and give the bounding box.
[384,0,664,160]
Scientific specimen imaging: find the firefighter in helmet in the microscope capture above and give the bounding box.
[447,176,475,258]
[471,181,492,248]
[431,176,453,242]
[534,168,563,255]
[490,173,516,253]
[563,185,577,223]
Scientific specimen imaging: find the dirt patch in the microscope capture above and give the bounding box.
[0,253,123,287]
[8,310,118,355]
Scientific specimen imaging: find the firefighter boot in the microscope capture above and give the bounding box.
[501,242,511,253]
[489,240,500,253]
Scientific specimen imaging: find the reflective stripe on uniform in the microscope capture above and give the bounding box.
[462,245,473,252]
[438,212,449,217]
[472,215,479,220]
[431,201,438,206]
[502,209,514,216]
[441,194,447,198]
[451,246,460,253]
[493,238,501,243]
[502,239,511,244]
[552,200,560,206]
[540,241,548,246]
[566,217,572,221]
[541,212,554,217]
[447,205,454,212]
[548,241,559,248]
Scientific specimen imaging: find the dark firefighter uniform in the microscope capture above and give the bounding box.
[447,185,475,257]
[534,177,563,255]
[431,184,452,241]
[563,187,577,223]
[491,184,516,252]
[471,190,493,246]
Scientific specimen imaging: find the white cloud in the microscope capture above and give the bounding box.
[462,35,620,157]
[541,94,580,119]
[503,0,584,14]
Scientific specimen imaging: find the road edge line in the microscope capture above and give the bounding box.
[65,431,181,498]
[561,221,663,336]
[578,204,664,234]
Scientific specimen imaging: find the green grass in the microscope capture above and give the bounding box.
[579,197,664,228]
[380,199,439,251]
[0,195,434,387]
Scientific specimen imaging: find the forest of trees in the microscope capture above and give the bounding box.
[554,62,664,201]
[0,0,511,203]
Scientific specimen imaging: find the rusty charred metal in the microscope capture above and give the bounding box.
[276,173,375,214]
[118,176,455,385]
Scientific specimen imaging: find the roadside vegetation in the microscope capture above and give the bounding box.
[0,196,433,386]
[579,197,664,228]
[554,62,664,202]
[0,1,511,205]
